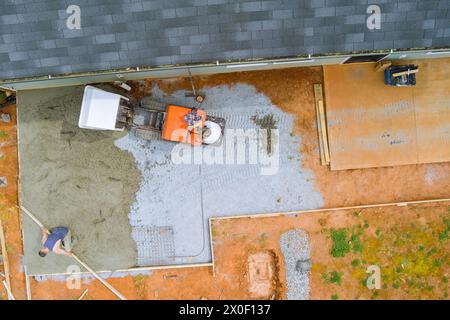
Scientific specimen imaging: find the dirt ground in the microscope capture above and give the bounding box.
[1,62,450,299]
[0,104,26,300]
[24,201,450,300]
[211,202,450,300]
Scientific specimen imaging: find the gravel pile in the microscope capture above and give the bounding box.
[115,84,323,266]
[280,229,311,300]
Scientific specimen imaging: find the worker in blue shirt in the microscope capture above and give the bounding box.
[38,226,74,258]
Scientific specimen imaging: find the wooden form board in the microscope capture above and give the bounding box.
[0,221,11,292]
[24,265,31,300]
[313,84,330,165]
[323,58,450,170]
[0,221,13,300]
[78,289,89,300]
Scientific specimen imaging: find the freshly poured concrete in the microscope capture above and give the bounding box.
[18,87,141,275]
[19,83,323,274]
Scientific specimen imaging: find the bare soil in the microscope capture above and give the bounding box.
[25,201,449,300]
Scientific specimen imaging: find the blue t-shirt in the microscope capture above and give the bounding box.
[44,227,68,251]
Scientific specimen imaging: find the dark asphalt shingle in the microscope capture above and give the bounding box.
[0,0,450,80]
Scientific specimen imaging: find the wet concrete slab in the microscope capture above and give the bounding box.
[18,86,140,275]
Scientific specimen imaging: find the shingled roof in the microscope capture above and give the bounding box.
[1,0,450,80]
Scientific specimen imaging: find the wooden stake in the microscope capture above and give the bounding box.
[2,280,15,300]
[318,100,330,164]
[314,84,331,165]
[0,220,11,295]
[27,262,213,277]
[208,219,216,277]
[20,206,45,229]
[24,265,31,300]
[71,254,126,300]
[210,198,450,221]
[313,84,327,165]
[20,206,127,300]
[78,288,89,300]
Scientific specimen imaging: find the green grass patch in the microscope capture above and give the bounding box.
[330,229,351,257]
[327,209,449,299]
[330,227,364,257]
[350,232,363,254]
[323,271,343,285]
[351,259,360,267]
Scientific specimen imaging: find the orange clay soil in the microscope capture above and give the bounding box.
[0,104,26,300]
[28,201,450,300]
[212,201,450,300]
[4,65,450,299]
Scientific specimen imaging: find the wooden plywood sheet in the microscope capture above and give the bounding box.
[413,59,450,163]
[324,58,450,170]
